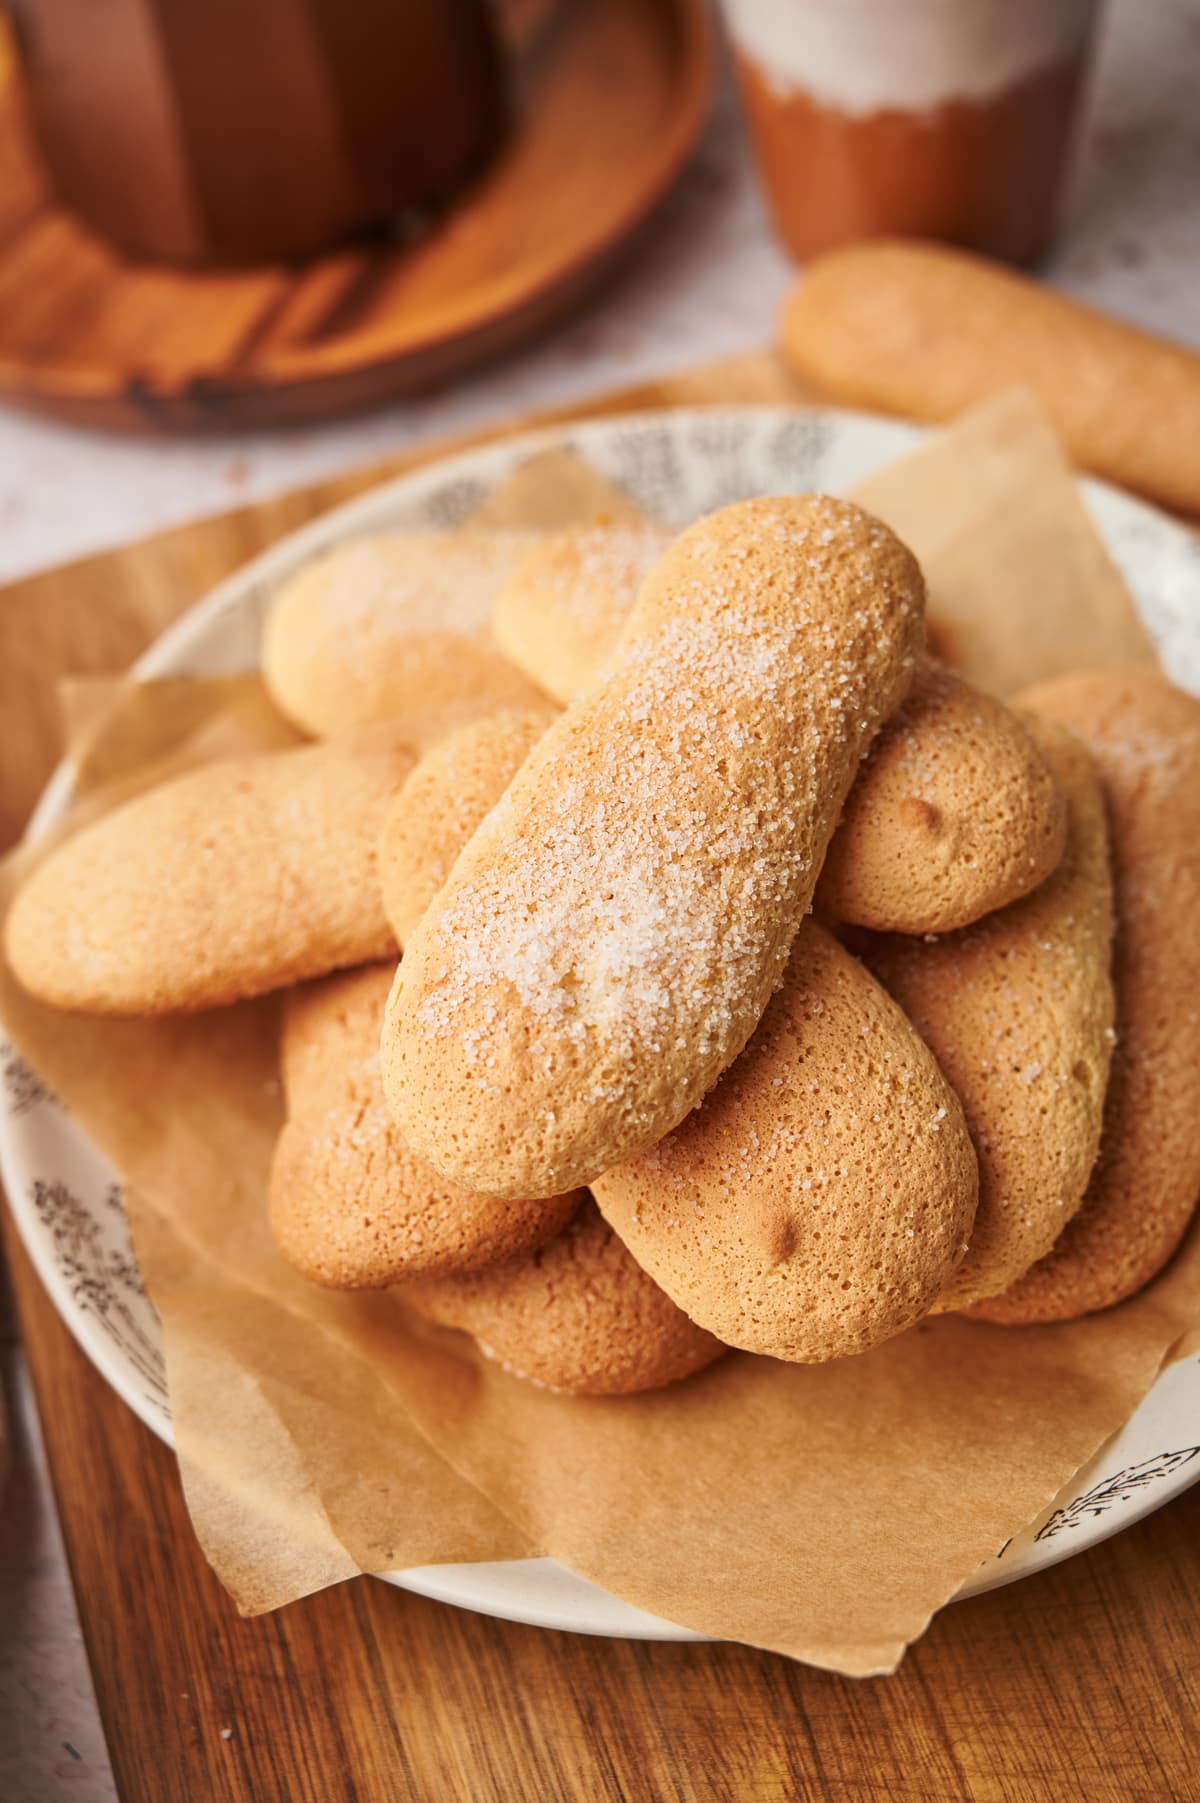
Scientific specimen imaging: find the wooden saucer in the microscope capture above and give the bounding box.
[0,0,712,432]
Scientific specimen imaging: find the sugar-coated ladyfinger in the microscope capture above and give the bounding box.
[6,727,418,1014]
[969,672,1200,1323]
[860,718,1115,1313]
[269,965,581,1286]
[378,707,559,946]
[397,1199,726,1395]
[593,921,978,1362]
[496,529,1066,934]
[382,495,925,1198]
[262,531,548,742]
[779,241,1200,516]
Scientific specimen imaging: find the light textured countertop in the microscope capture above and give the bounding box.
[0,0,1197,588]
[1,0,1197,1796]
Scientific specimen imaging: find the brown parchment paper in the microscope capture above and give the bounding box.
[2,397,1198,1675]
[854,388,1157,693]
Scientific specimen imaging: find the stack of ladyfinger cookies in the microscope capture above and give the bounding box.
[8,494,1200,1395]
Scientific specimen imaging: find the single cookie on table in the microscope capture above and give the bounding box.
[378,707,559,946]
[859,717,1115,1314]
[492,521,672,702]
[495,526,1066,934]
[383,495,925,1199]
[6,727,418,1014]
[593,920,978,1363]
[397,1198,726,1395]
[777,240,1200,518]
[270,964,580,1287]
[968,671,1200,1324]
[262,531,549,743]
[815,660,1067,934]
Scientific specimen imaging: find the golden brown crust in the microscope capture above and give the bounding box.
[778,240,1200,516]
[262,531,548,742]
[593,921,978,1362]
[378,708,559,946]
[492,522,672,703]
[816,660,1068,933]
[968,672,1200,1323]
[860,718,1116,1312]
[494,531,1065,936]
[6,727,418,1014]
[397,1198,726,1394]
[269,965,580,1287]
[382,496,925,1198]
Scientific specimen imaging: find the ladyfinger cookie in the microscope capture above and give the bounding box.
[397,1198,726,1395]
[496,529,1066,934]
[492,521,672,703]
[382,495,925,1198]
[820,661,1067,932]
[593,921,977,1362]
[262,531,548,742]
[6,727,417,1014]
[969,672,1200,1323]
[779,241,1200,516]
[378,707,559,946]
[860,718,1115,1313]
[269,965,580,1287]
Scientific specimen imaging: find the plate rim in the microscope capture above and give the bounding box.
[5,400,1200,1643]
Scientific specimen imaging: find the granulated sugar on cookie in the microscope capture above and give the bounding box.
[382,495,925,1198]
[263,531,548,742]
[378,707,558,946]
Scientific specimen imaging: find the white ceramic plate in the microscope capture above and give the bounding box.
[4,406,1200,1641]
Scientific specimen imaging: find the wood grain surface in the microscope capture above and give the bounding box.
[3,353,1198,1801]
[0,0,712,432]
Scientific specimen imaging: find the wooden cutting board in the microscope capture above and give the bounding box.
[3,351,1199,1802]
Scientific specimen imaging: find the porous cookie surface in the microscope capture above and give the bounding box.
[816,661,1067,934]
[970,672,1200,1323]
[861,719,1115,1313]
[270,965,580,1287]
[593,921,977,1362]
[381,495,925,1198]
[262,530,548,741]
[492,521,672,703]
[397,1198,725,1395]
[494,525,1065,937]
[378,707,559,946]
[778,240,1200,516]
[6,727,418,1014]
